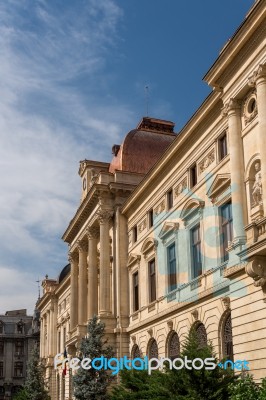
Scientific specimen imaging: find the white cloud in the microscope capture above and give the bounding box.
[0,0,134,311]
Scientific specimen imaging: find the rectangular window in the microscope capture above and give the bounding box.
[219,134,228,160]
[0,362,3,378]
[191,225,202,278]
[167,189,173,210]
[15,340,24,356]
[167,243,177,292]
[14,362,23,377]
[220,202,233,262]
[63,327,66,349]
[148,209,154,228]
[133,272,139,311]
[149,259,156,303]
[190,164,197,188]
[132,225,138,243]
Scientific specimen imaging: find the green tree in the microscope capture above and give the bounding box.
[110,328,236,400]
[228,374,266,400]
[73,315,115,400]
[168,328,236,400]
[14,347,50,400]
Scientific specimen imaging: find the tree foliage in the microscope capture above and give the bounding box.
[73,315,115,400]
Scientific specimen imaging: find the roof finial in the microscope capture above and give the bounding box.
[145,85,149,117]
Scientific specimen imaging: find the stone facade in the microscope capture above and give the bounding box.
[0,309,39,400]
[38,1,266,399]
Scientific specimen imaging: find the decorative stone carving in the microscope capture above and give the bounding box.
[154,200,166,216]
[97,210,113,224]
[221,296,231,310]
[248,64,266,87]
[131,335,136,344]
[138,218,147,233]
[174,178,187,198]
[191,309,199,321]
[77,240,87,252]
[167,320,173,331]
[68,251,78,263]
[246,256,266,284]
[252,161,263,207]
[86,226,100,240]
[147,328,153,337]
[243,92,257,125]
[222,98,241,116]
[199,149,215,174]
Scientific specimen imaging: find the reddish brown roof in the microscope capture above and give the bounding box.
[109,117,176,174]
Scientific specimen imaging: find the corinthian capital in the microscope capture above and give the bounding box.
[249,64,266,87]
[221,98,241,116]
[68,251,78,264]
[77,239,87,252]
[97,209,113,224]
[86,226,100,240]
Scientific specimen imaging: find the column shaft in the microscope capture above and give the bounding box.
[87,227,99,319]
[224,99,247,240]
[69,253,78,330]
[78,242,88,325]
[255,66,266,213]
[98,211,112,315]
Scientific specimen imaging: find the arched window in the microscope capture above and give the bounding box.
[223,314,233,361]
[167,332,180,360]
[195,323,207,348]
[148,339,158,359]
[131,344,141,359]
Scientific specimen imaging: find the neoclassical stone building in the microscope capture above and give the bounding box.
[39,1,266,398]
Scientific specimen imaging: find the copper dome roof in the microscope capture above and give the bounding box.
[109,117,176,174]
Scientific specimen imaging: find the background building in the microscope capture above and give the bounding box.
[0,309,40,400]
[39,1,266,398]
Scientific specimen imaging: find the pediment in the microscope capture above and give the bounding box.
[127,253,141,268]
[207,173,231,200]
[180,198,205,221]
[140,237,158,254]
[158,221,179,240]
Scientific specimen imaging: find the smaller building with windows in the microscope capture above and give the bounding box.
[0,309,39,400]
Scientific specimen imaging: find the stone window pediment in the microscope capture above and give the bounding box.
[158,221,179,240]
[180,198,205,222]
[140,237,158,255]
[207,174,231,203]
[127,253,141,269]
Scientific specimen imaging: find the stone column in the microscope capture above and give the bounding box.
[77,240,88,325]
[223,99,247,242]
[69,252,78,331]
[97,210,113,315]
[250,64,266,213]
[40,317,44,358]
[87,226,99,319]
[47,309,51,356]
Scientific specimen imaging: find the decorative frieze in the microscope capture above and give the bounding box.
[154,199,166,216]
[174,177,187,198]
[138,218,147,233]
[199,149,215,174]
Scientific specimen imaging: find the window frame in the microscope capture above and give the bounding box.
[148,258,156,303]
[218,132,228,161]
[219,201,233,263]
[167,243,177,292]
[132,271,139,312]
[191,224,202,279]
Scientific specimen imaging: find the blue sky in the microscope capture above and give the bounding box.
[0,0,254,314]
